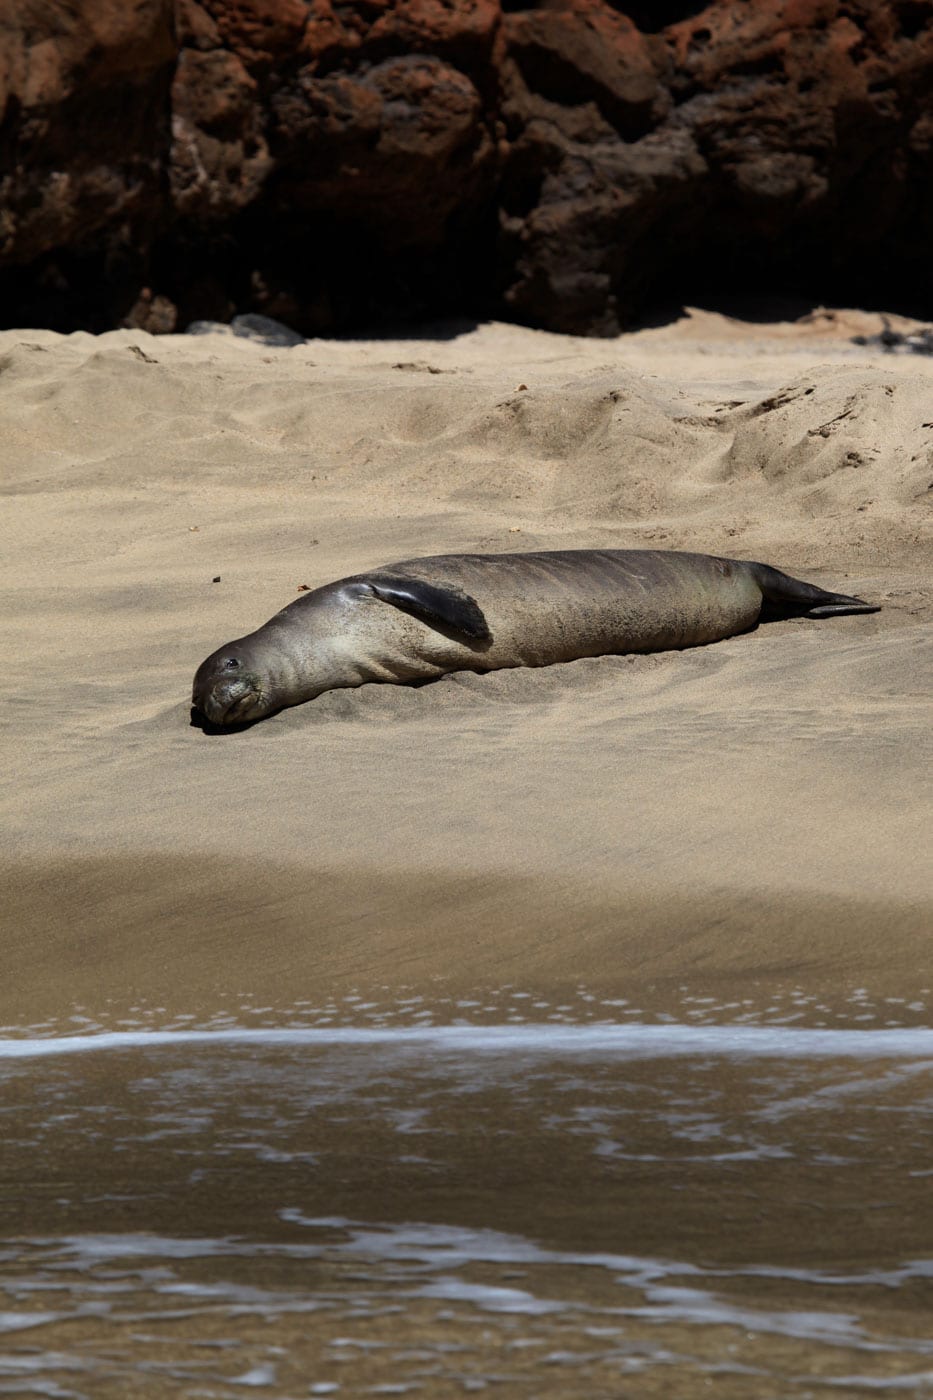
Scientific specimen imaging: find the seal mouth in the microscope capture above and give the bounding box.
[193,677,265,725]
[222,689,262,723]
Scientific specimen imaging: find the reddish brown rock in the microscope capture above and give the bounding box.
[498,0,933,331]
[1,0,933,333]
[171,47,272,221]
[267,56,494,237]
[503,0,664,138]
[0,0,175,326]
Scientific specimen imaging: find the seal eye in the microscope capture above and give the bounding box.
[224,658,240,670]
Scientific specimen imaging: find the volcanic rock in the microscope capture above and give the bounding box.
[1,0,932,334]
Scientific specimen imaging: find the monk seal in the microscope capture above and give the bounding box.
[191,549,878,725]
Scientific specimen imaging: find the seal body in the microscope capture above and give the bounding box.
[192,549,878,725]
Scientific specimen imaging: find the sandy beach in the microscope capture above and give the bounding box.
[3,308,933,1396]
[3,309,931,1029]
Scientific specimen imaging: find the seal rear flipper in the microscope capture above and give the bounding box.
[803,598,880,617]
[750,562,881,620]
[366,575,492,641]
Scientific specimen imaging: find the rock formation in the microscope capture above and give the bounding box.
[1,0,932,334]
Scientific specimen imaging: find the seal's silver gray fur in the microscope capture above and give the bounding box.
[192,549,878,725]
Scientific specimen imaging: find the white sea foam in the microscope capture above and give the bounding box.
[1,1022,932,1061]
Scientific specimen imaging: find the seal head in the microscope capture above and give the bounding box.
[192,644,270,725]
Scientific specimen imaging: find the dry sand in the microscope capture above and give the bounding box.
[3,308,931,1027]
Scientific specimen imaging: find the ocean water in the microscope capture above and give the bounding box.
[1,989,932,1398]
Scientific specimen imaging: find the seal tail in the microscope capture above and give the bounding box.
[750,563,880,620]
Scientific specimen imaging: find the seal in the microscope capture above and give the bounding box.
[191,549,879,725]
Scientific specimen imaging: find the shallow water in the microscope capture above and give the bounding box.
[2,997,933,1397]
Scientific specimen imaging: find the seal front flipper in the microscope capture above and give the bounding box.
[365,574,491,641]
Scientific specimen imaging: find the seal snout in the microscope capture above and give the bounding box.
[193,676,263,724]
[192,647,265,725]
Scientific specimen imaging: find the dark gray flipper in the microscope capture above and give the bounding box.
[750,562,880,620]
[367,574,492,641]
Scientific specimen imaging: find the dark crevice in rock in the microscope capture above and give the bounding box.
[610,3,714,33]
